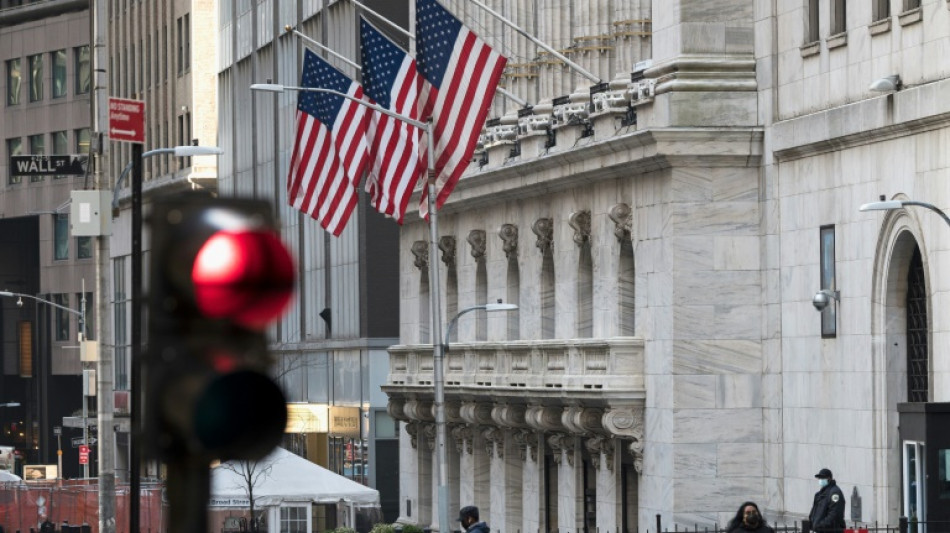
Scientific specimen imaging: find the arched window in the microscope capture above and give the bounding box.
[906,246,928,402]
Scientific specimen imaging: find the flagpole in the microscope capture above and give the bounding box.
[467,0,601,84]
[424,118,450,533]
[284,26,363,73]
[346,0,414,40]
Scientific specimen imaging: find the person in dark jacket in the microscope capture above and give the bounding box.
[458,505,489,533]
[726,501,774,533]
[809,468,846,533]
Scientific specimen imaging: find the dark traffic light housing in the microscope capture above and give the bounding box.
[145,194,295,464]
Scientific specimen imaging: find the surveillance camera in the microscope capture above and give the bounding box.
[812,291,830,311]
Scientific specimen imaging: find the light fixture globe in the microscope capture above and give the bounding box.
[869,74,901,92]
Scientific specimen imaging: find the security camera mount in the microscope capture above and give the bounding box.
[812,289,840,311]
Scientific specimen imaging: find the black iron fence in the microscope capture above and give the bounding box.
[651,515,950,533]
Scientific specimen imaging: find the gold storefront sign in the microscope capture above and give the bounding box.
[285,404,329,434]
[329,406,361,439]
[18,321,32,378]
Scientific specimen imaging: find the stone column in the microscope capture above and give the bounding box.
[487,428,508,531]
[400,420,421,524]
[586,436,620,532]
[521,432,543,533]
[550,433,581,533]
[460,402,494,515]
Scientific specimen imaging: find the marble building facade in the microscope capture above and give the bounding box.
[383,1,950,533]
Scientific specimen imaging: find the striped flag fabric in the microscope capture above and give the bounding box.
[287,48,371,236]
[359,17,427,223]
[415,0,507,218]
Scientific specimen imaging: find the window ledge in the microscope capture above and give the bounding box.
[827,32,847,50]
[899,7,922,26]
[869,18,891,36]
[800,41,820,57]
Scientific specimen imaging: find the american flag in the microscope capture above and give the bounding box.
[415,0,507,218]
[287,48,371,236]
[359,17,426,223]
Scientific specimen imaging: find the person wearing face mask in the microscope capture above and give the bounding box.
[726,501,774,533]
[808,468,846,533]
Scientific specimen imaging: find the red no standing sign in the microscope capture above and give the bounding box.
[78,445,89,465]
[108,97,145,143]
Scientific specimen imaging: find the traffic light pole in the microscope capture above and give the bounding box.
[130,142,143,533]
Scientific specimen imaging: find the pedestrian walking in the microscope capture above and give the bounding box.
[809,468,846,533]
[726,501,774,533]
[458,505,489,533]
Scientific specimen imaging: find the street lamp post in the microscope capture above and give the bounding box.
[0,291,86,476]
[859,199,950,228]
[251,82,465,531]
[117,144,223,533]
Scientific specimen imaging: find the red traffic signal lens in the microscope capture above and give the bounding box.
[192,229,295,330]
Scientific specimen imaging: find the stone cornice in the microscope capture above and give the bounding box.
[405,128,763,219]
[772,77,950,162]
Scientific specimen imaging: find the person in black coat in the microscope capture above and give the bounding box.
[727,501,775,533]
[809,468,846,533]
[458,505,489,533]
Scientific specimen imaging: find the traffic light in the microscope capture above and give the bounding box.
[144,194,295,463]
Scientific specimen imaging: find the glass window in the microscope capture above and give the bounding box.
[184,14,191,71]
[807,0,819,42]
[820,225,836,337]
[831,0,846,35]
[54,213,69,260]
[114,257,129,390]
[75,45,90,94]
[52,50,67,98]
[28,134,44,182]
[873,0,890,21]
[28,54,42,102]
[279,506,308,533]
[77,237,93,259]
[6,137,22,184]
[75,128,91,154]
[52,131,68,180]
[6,58,20,105]
[904,0,922,11]
[53,293,70,341]
[177,17,183,75]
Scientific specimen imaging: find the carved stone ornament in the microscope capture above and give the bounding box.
[460,402,494,426]
[403,400,435,422]
[492,403,527,429]
[562,406,605,436]
[467,229,487,261]
[411,240,429,271]
[452,425,474,455]
[532,218,554,255]
[483,427,504,459]
[513,429,532,462]
[547,433,575,467]
[387,398,408,422]
[568,210,592,246]
[423,423,437,451]
[499,224,518,259]
[608,203,633,242]
[525,405,565,432]
[406,421,420,449]
[603,406,645,473]
[439,236,457,269]
[584,436,616,471]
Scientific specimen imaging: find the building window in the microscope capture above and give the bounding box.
[54,213,69,260]
[28,54,42,102]
[76,291,94,340]
[28,134,44,182]
[6,58,20,105]
[52,50,67,98]
[6,137,22,184]
[807,0,819,42]
[52,131,68,180]
[75,45,90,94]
[873,0,890,21]
[279,506,308,533]
[75,128,91,154]
[820,225,836,337]
[831,0,846,35]
[184,14,191,71]
[77,237,93,259]
[53,294,70,341]
[903,0,921,11]
[114,256,129,389]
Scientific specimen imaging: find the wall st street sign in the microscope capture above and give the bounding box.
[10,155,88,177]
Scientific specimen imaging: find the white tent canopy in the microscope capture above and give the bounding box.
[210,447,379,508]
[0,470,21,482]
